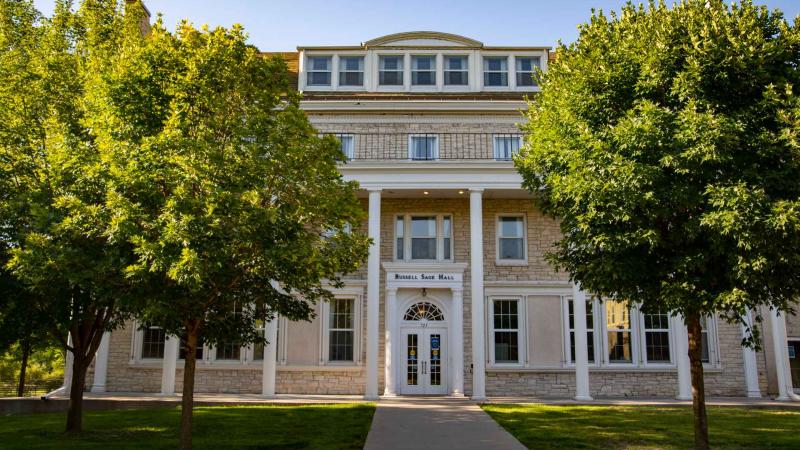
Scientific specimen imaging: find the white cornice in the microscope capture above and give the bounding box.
[309,114,524,124]
[300,100,529,113]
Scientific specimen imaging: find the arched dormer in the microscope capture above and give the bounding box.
[364,31,483,49]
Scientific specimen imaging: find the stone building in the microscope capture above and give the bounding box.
[81,32,800,401]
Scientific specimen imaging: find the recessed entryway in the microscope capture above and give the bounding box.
[400,300,448,395]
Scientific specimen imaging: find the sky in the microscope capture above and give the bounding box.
[31,0,800,51]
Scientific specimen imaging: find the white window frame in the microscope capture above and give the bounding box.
[131,321,166,363]
[394,214,454,263]
[493,135,522,161]
[411,54,437,88]
[482,55,509,88]
[495,214,528,265]
[561,297,600,366]
[408,134,439,160]
[443,55,469,86]
[488,296,527,367]
[333,133,355,160]
[321,296,362,365]
[338,55,365,88]
[700,315,721,368]
[638,309,674,367]
[514,55,540,88]
[306,55,333,87]
[378,54,405,87]
[600,300,638,366]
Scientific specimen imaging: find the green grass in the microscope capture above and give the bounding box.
[0,403,375,449]
[482,404,800,449]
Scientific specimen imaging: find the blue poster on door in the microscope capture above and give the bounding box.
[431,336,440,360]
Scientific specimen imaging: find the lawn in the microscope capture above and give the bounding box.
[0,403,375,449]
[482,404,800,449]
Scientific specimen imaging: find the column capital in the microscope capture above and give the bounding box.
[469,188,484,194]
[367,188,383,194]
[451,286,464,294]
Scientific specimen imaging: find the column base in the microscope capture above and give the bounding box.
[450,392,466,398]
[381,391,398,398]
[746,391,762,399]
[470,395,486,402]
[90,386,106,393]
[574,395,593,402]
[676,395,692,401]
[261,394,276,399]
[364,395,380,401]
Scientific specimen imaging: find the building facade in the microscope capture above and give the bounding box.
[79,32,800,401]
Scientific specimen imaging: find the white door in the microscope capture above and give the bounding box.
[401,327,447,395]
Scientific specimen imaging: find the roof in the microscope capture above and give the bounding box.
[261,52,300,88]
[298,31,550,51]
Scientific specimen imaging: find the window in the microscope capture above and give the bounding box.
[606,301,633,363]
[497,216,526,261]
[483,57,508,86]
[140,325,165,359]
[412,55,436,85]
[215,304,243,361]
[335,134,354,159]
[253,319,265,361]
[338,56,364,87]
[328,298,354,362]
[411,216,437,260]
[395,217,404,260]
[409,135,438,160]
[700,316,711,363]
[395,214,453,262]
[567,299,595,363]
[515,56,540,87]
[179,334,204,361]
[444,56,468,85]
[493,135,522,161]
[307,56,332,86]
[492,299,520,364]
[379,55,404,86]
[643,310,671,363]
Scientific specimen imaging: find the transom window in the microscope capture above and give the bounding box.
[339,56,364,87]
[444,56,468,85]
[328,298,355,362]
[515,56,540,87]
[379,55,404,86]
[497,215,526,262]
[493,135,522,161]
[409,134,438,160]
[491,299,521,364]
[403,302,445,321]
[307,56,332,86]
[412,55,436,85]
[483,57,508,87]
[395,214,454,262]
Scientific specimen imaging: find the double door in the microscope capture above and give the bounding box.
[401,327,447,395]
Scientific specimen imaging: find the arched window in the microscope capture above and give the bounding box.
[403,302,445,321]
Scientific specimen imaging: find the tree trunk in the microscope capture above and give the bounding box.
[17,340,30,397]
[180,326,199,450]
[687,313,709,450]
[66,353,88,433]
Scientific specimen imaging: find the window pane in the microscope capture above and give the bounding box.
[396,217,404,260]
[309,56,331,71]
[379,56,403,86]
[607,331,632,362]
[645,331,671,363]
[411,238,436,259]
[179,335,203,361]
[494,332,518,363]
[329,330,354,361]
[410,136,437,159]
[443,216,452,260]
[499,238,524,260]
[217,342,241,360]
[330,298,353,329]
[484,57,507,71]
[494,136,521,160]
[412,56,435,85]
[329,299,354,362]
[499,217,523,237]
[308,71,331,86]
[141,327,165,359]
[446,56,467,71]
[484,57,508,87]
[337,135,354,159]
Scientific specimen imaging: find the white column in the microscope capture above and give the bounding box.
[673,315,692,400]
[770,308,800,401]
[469,189,486,400]
[262,318,279,397]
[365,189,381,400]
[383,287,397,397]
[63,334,74,392]
[572,284,592,401]
[160,335,179,395]
[451,287,465,396]
[90,332,111,393]
[741,311,762,398]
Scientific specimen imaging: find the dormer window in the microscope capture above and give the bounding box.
[444,56,468,85]
[379,56,404,86]
[307,56,332,86]
[339,56,364,87]
[516,56,540,87]
[483,57,508,87]
[411,56,436,86]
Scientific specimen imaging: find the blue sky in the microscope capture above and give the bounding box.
[32,0,800,50]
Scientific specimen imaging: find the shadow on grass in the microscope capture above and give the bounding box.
[482,404,800,449]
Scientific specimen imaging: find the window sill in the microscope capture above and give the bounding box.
[487,366,724,374]
[277,364,363,372]
[495,259,528,267]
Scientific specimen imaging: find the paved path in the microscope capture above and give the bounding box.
[364,397,525,450]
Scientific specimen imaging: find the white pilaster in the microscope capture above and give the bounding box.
[160,335,179,395]
[673,315,692,400]
[262,317,279,397]
[451,287,465,396]
[469,189,486,400]
[572,284,592,401]
[90,332,110,393]
[365,189,381,400]
[770,308,800,401]
[383,287,398,397]
[63,334,74,391]
[741,311,762,398]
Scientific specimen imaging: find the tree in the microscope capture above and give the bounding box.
[91,21,370,449]
[0,0,149,431]
[516,1,800,448]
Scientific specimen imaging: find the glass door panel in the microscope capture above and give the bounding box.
[407,333,419,386]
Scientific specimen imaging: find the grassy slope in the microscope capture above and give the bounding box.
[0,404,375,449]
[482,404,800,449]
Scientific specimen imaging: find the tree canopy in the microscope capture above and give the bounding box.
[516,1,800,447]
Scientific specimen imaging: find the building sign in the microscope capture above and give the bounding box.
[392,273,459,281]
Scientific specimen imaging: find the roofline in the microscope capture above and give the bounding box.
[296,45,552,52]
[365,31,483,47]
[296,31,550,52]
